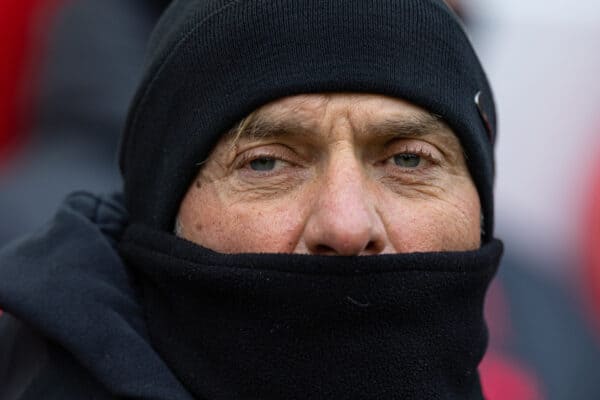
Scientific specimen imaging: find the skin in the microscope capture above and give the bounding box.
[176,93,481,255]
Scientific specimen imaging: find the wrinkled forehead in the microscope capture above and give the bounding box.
[254,93,439,123]
[224,93,460,149]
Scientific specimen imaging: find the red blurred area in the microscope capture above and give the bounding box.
[0,0,63,170]
[480,278,546,399]
[480,352,544,400]
[584,153,600,338]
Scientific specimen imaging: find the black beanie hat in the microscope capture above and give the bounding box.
[120,0,497,241]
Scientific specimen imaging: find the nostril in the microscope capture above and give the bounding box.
[313,244,337,255]
[311,240,382,256]
[364,240,379,254]
[364,239,387,255]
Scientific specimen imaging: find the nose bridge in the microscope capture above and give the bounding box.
[321,146,369,216]
[303,146,385,255]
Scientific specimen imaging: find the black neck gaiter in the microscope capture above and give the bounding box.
[119,223,502,400]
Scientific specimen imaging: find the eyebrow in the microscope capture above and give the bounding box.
[227,115,315,142]
[228,110,450,143]
[364,113,448,140]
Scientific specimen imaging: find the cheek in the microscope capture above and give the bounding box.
[177,183,307,253]
[382,185,481,252]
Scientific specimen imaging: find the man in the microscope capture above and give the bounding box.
[0,0,500,399]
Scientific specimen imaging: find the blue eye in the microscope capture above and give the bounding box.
[393,154,421,168]
[249,157,277,171]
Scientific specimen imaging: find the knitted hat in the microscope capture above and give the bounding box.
[119,0,497,241]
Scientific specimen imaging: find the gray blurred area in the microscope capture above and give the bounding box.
[0,0,167,244]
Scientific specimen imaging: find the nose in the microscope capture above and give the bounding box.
[301,153,387,256]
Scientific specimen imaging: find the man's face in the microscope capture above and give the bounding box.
[176,93,481,255]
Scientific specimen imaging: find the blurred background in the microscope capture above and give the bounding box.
[465,1,600,398]
[0,0,599,398]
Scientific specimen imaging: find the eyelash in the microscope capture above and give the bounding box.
[384,144,439,166]
[234,143,440,175]
[235,150,292,173]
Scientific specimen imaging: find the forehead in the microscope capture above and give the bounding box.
[228,93,460,151]
[254,93,438,127]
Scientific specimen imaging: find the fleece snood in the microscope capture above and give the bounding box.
[119,223,502,400]
[119,0,497,241]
